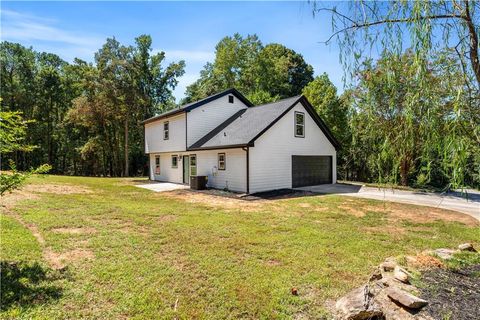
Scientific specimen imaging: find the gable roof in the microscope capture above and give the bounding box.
[188,95,340,151]
[141,88,253,124]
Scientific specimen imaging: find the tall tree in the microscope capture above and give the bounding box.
[184,34,314,104]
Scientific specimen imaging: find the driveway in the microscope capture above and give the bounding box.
[296,184,480,221]
[135,182,189,192]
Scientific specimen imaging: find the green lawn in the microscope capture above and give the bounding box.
[1,175,479,319]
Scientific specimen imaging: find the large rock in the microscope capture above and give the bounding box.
[381,257,397,272]
[432,248,457,260]
[335,285,383,320]
[386,287,428,309]
[393,266,410,283]
[458,243,476,252]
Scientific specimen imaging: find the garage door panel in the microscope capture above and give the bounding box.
[292,156,332,188]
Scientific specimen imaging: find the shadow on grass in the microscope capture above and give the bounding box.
[0,261,64,311]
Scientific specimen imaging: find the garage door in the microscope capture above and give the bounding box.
[292,155,332,188]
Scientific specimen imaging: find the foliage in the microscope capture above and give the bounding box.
[184,33,313,104]
[0,36,185,177]
[313,1,480,189]
[344,51,479,188]
[0,109,51,196]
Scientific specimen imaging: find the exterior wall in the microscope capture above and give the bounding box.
[150,148,247,193]
[249,102,337,193]
[186,95,248,146]
[145,113,186,153]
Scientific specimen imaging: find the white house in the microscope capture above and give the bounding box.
[143,88,340,194]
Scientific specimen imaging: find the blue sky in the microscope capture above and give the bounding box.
[1,1,344,101]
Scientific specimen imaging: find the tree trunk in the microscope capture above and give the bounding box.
[465,1,480,88]
[124,119,129,177]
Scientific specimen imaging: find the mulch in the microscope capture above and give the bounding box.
[419,264,480,320]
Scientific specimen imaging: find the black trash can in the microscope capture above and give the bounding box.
[190,175,207,190]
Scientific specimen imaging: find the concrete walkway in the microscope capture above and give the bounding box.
[135,182,189,192]
[296,184,480,221]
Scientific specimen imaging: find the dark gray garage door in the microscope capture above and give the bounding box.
[292,156,332,188]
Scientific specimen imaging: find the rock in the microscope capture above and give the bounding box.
[369,267,382,282]
[381,258,397,272]
[291,287,298,296]
[393,266,410,283]
[386,287,428,309]
[432,248,457,260]
[458,243,476,252]
[335,285,383,320]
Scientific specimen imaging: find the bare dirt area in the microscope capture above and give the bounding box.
[419,264,480,320]
[161,189,268,212]
[23,183,92,195]
[51,227,97,234]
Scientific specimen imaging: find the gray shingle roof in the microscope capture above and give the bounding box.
[189,95,302,150]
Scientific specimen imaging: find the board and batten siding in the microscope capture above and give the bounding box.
[249,102,337,194]
[145,113,186,153]
[150,148,247,193]
[186,95,248,146]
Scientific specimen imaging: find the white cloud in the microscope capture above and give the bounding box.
[0,9,103,59]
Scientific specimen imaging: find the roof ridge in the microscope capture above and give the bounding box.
[249,95,302,109]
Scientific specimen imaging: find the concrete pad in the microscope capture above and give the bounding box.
[135,182,189,192]
[296,184,480,221]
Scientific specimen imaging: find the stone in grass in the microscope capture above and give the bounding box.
[381,257,397,272]
[393,266,410,283]
[432,248,457,260]
[386,287,428,309]
[335,285,383,320]
[458,243,476,252]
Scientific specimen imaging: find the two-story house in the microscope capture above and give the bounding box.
[142,88,339,194]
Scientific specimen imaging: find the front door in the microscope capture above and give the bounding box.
[183,155,190,184]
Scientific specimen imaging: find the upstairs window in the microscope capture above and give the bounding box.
[163,121,169,140]
[218,153,226,170]
[155,155,160,174]
[171,155,178,168]
[294,111,305,138]
[228,95,234,103]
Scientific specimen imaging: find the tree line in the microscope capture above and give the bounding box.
[1,28,479,190]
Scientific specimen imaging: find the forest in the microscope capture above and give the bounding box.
[1,1,479,191]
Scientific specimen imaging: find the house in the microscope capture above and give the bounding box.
[142,88,340,194]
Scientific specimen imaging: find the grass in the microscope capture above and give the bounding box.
[1,175,479,319]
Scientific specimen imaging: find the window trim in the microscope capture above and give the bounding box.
[294,111,305,138]
[163,121,169,140]
[155,155,161,175]
[218,153,226,170]
[171,155,178,168]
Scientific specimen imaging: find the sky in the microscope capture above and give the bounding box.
[1,1,345,102]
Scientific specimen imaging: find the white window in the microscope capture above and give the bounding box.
[163,121,169,140]
[171,155,178,168]
[295,111,305,138]
[155,155,160,174]
[218,153,226,170]
[190,154,197,176]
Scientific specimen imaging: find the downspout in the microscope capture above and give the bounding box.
[242,146,249,194]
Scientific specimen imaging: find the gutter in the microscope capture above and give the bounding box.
[242,146,250,194]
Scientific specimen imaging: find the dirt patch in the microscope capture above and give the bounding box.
[45,248,94,269]
[419,264,480,320]
[265,259,281,267]
[0,189,40,209]
[158,215,177,223]
[387,203,478,226]
[161,189,267,212]
[51,227,96,234]
[361,225,406,236]
[23,183,92,195]
[338,204,366,217]
[406,254,444,270]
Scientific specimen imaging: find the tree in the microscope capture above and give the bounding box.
[313,1,480,188]
[0,108,50,196]
[184,34,314,104]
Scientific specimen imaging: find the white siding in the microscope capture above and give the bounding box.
[145,113,186,153]
[150,148,247,193]
[150,153,183,183]
[249,102,337,193]
[186,95,248,146]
